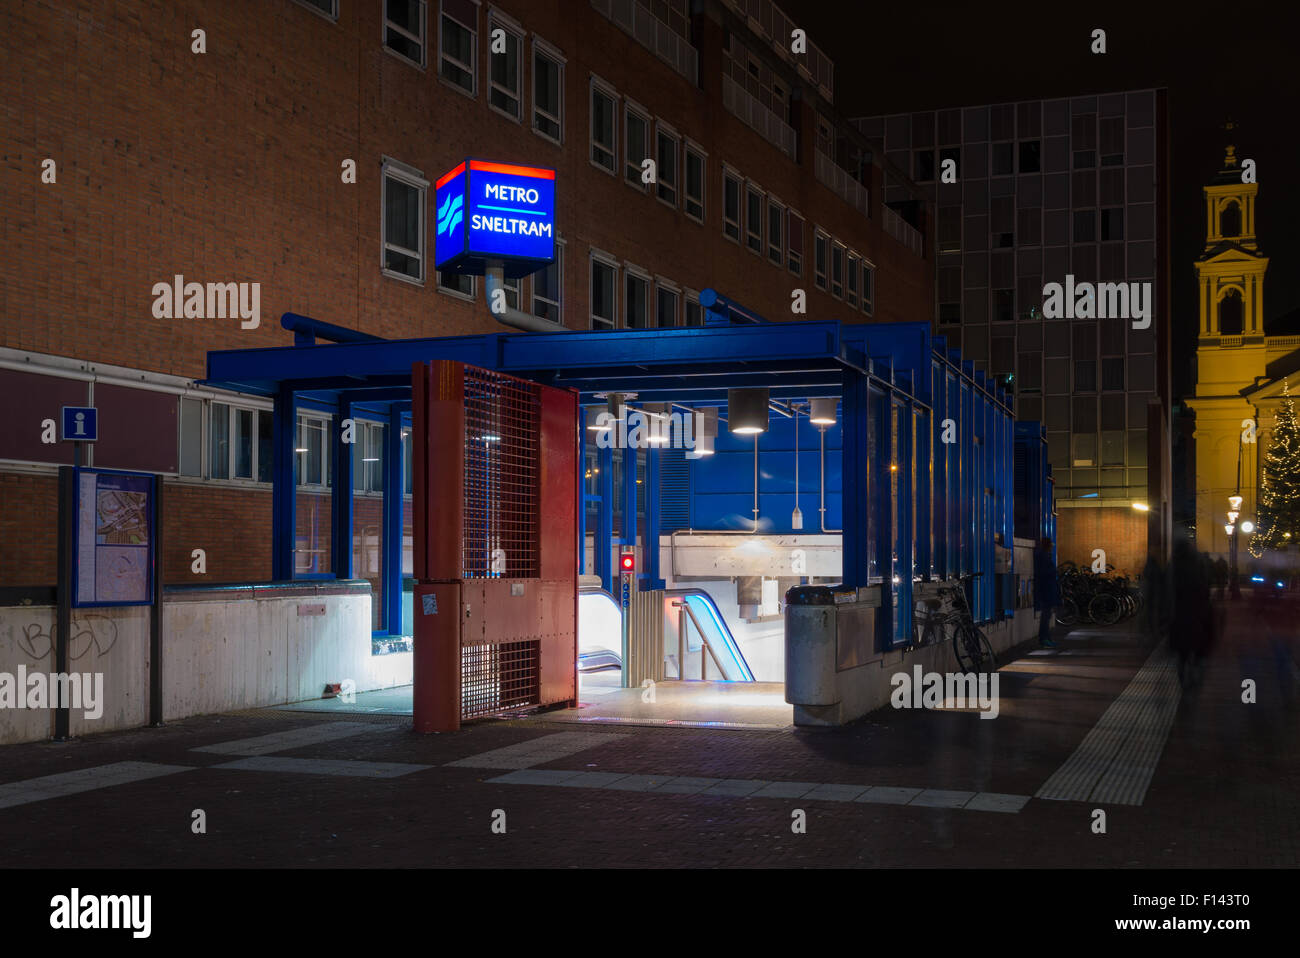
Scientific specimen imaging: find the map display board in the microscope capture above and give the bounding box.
[74,469,154,607]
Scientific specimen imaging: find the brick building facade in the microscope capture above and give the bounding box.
[1,0,932,596]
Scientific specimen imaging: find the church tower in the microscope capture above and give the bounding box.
[1188,128,1270,557]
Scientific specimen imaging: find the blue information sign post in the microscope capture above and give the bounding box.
[434,159,556,278]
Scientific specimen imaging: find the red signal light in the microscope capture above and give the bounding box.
[619,552,636,573]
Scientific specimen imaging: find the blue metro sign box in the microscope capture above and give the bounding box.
[434,159,556,279]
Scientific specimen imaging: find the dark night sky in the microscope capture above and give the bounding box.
[797,0,1300,400]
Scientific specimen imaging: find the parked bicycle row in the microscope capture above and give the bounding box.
[1055,562,1143,627]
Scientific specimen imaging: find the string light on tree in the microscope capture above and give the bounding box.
[1249,382,1300,559]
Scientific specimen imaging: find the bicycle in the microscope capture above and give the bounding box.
[934,573,997,673]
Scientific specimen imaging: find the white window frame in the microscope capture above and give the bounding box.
[745,181,764,255]
[813,228,829,291]
[589,75,618,175]
[624,98,651,191]
[209,400,274,485]
[766,195,784,266]
[861,258,876,315]
[831,240,845,299]
[722,166,742,243]
[590,248,619,329]
[438,0,478,98]
[295,411,332,491]
[684,288,702,326]
[654,277,680,328]
[787,209,804,277]
[684,139,706,223]
[291,0,338,21]
[487,9,523,121]
[353,420,387,495]
[381,157,429,285]
[623,263,651,329]
[531,37,565,145]
[846,250,860,308]
[654,122,679,209]
[383,0,428,69]
[436,269,476,302]
[530,237,564,323]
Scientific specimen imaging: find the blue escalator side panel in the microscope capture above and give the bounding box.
[683,593,755,682]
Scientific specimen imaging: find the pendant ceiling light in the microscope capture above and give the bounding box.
[728,388,769,435]
[688,406,717,458]
[809,397,838,428]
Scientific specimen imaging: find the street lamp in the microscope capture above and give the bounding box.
[1227,494,1243,600]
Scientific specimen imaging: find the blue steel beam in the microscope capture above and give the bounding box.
[331,398,354,579]
[271,383,296,581]
[382,406,404,634]
[840,367,870,589]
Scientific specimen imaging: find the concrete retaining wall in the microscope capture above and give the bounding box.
[0,581,411,745]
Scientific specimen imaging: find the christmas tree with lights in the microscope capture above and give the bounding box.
[1250,382,1300,559]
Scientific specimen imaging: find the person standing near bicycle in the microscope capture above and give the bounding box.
[1034,538,1061,648]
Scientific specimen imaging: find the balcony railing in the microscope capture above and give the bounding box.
[883,206,924,257]
[592,0,699,86]
[721,0,833,100]
[722,74,797,160]
[814,150,869,218]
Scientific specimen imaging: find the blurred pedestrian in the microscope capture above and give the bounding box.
[1034,538,1061,649]
[1213,557,1229,600]
[1168,538,1214,688]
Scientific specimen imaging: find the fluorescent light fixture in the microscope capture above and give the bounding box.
[727,387,769,435]
[642,403,670,444]
[1131,502,1149,512]
[362,457,379,462]
[295,448,309,453]
[809,397,838,427]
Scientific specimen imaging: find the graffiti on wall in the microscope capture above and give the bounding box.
[14,616,120,661]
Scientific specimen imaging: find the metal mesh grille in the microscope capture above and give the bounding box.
[462,368,541,579]
[462,640,541,719]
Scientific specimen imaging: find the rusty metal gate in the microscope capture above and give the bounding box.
[411,360,578,731]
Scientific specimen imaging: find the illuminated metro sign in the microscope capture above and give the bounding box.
[434,159,556,278]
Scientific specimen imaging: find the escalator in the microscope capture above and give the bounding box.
[672,590,756,683]
[578,587,755,682]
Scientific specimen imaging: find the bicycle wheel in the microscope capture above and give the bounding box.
[1057,596,1079,626]
[953,622,996,673]
[1088,592,1121,626]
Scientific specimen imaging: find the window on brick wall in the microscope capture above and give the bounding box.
[532,41,564,143]
[685,290,702,325]
[684,141,705,221]
[294,412,331,488]
[624,268,650,328]
[862,260,875,315]
[208,403,273,483]
[179,397,203,477]
[625,101,650,189]
[488,14,522,119]
[531,239,562,323]
[382,158,427,283]
[439,0,477,94]
[814,229,829,290]
[722,167,742,242]
[353,421,386,494]
[384,0,427,68]
[831,240,845,299]
[591,251,618,329]
[292,0,338,19]
[745,183,764,254]
[655,282,679,327]
[847,251,860,308]
[767,197,784,266]
[787,210,804,276]
[656,124,679,207]
[590,78,617,173]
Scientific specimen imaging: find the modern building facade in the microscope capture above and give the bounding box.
[856,91,1172,572]
[1,0,932,610]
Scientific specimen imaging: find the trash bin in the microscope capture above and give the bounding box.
[784,585,838,706]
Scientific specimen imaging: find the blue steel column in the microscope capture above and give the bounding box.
[382,405,404,633]
[622,443,638,551]
[644,443,663,589]
[596,441,614,592]
[840,368,870,588]
[332,399,354,580]
[876,388,893,648]
[898,398,913,644]
[272,383,297,581]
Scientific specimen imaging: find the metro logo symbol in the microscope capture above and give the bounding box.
[434,158,556,278]
[437,192,463,237]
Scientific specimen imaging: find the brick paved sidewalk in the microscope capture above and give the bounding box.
[0,601,1293,868]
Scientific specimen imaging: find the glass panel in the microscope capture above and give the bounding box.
[257,410,272,483]
[210,403,230,480]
